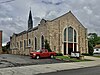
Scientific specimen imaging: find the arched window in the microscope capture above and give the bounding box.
[74,30,77,42]
[64,27,77,43]
[20,41,22,48]
[29,39,31,45]
[64,28,66,41]
[24,40,26,48]
[68,27,73,42]
[16,42,19,48]
[63,26,77,55]
[41,35,44,48]
[35,37,37,50]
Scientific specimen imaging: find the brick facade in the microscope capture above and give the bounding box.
[0,31,2,53]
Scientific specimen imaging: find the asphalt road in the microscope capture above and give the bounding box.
[36,66,100,75]
[0,54,65,68]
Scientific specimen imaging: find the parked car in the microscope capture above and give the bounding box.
[93,48,100,54]
[30,49,56,59]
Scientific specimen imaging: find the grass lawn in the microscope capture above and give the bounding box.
[54,56,93,62]
[93,56,100,58]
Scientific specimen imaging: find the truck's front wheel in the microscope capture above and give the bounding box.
[50,55,54,59]
[36,55,40,59]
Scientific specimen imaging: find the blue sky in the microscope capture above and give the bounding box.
[0,0,100,45]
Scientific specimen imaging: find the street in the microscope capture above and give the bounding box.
[36,66,100,75]
[0,54,65,68]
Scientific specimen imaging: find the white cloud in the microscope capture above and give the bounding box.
[83,6,92,14]
[0,0,100,45]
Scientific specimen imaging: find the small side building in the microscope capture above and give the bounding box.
[94,44,100,54]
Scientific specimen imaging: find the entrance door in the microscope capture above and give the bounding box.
[68,43,73,55]
[64,42,66,55]
[74,43,77,52]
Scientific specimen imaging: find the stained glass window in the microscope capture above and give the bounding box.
[74,30,77,42]
[64,28,66,41]
[68,27,73,42]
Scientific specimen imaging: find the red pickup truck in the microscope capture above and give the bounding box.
[30,49,56,59]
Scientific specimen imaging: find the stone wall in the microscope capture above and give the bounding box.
[10,11,88,55]
[46,11,88,54]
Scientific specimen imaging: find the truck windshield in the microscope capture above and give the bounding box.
[35,49,41,52]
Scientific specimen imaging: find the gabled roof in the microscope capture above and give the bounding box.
[14,26,38,36]
[15,31,27,36]
[50,11,71,21]
[47,11,86,29]
[94,44,100,48]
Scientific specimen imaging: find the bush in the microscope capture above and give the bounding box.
[56,53,63,56]
[82,53,91,56]
[88,40,94,55]
[44,39,52,52]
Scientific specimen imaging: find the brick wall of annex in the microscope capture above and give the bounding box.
[0,31,2,52]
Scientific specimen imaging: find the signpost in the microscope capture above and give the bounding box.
[71,52,80,58]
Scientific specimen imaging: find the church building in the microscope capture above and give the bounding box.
[10,10,88,55]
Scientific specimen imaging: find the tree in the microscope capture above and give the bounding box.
[6,41,10,50]
[88,41,93,55]
[2,41,10,53]
[44,39,52,52]
[88,33,100,55]
[2,46,7,52]
[88,33,98,46]
[96,37,100,44]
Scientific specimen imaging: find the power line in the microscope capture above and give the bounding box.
[0,0,15,4]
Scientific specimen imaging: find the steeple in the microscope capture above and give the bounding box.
[28,9,33,30]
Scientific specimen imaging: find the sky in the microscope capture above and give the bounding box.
[0,0,100,46]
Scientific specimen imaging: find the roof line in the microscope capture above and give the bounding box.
[48,11,71,22]
[47,11,86,29]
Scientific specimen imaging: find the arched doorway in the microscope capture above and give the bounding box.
[63,26,77,55]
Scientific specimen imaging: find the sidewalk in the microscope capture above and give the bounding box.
[0,56,100,75]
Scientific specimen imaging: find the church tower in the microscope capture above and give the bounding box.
[28,9,33,30]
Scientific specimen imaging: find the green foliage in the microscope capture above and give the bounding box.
[56,53,63,56]
[96,37,100,44]
[44,39,52,52]
[6,41,10,50]
[88,33,100,46]
[88,33,100,55]
[82,53,91,56]
[88,41,93,55]
[54,56,92,62]
[2,46,7,52]
[2,41,10,53]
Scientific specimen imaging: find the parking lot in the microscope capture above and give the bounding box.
[0,54,65,68]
